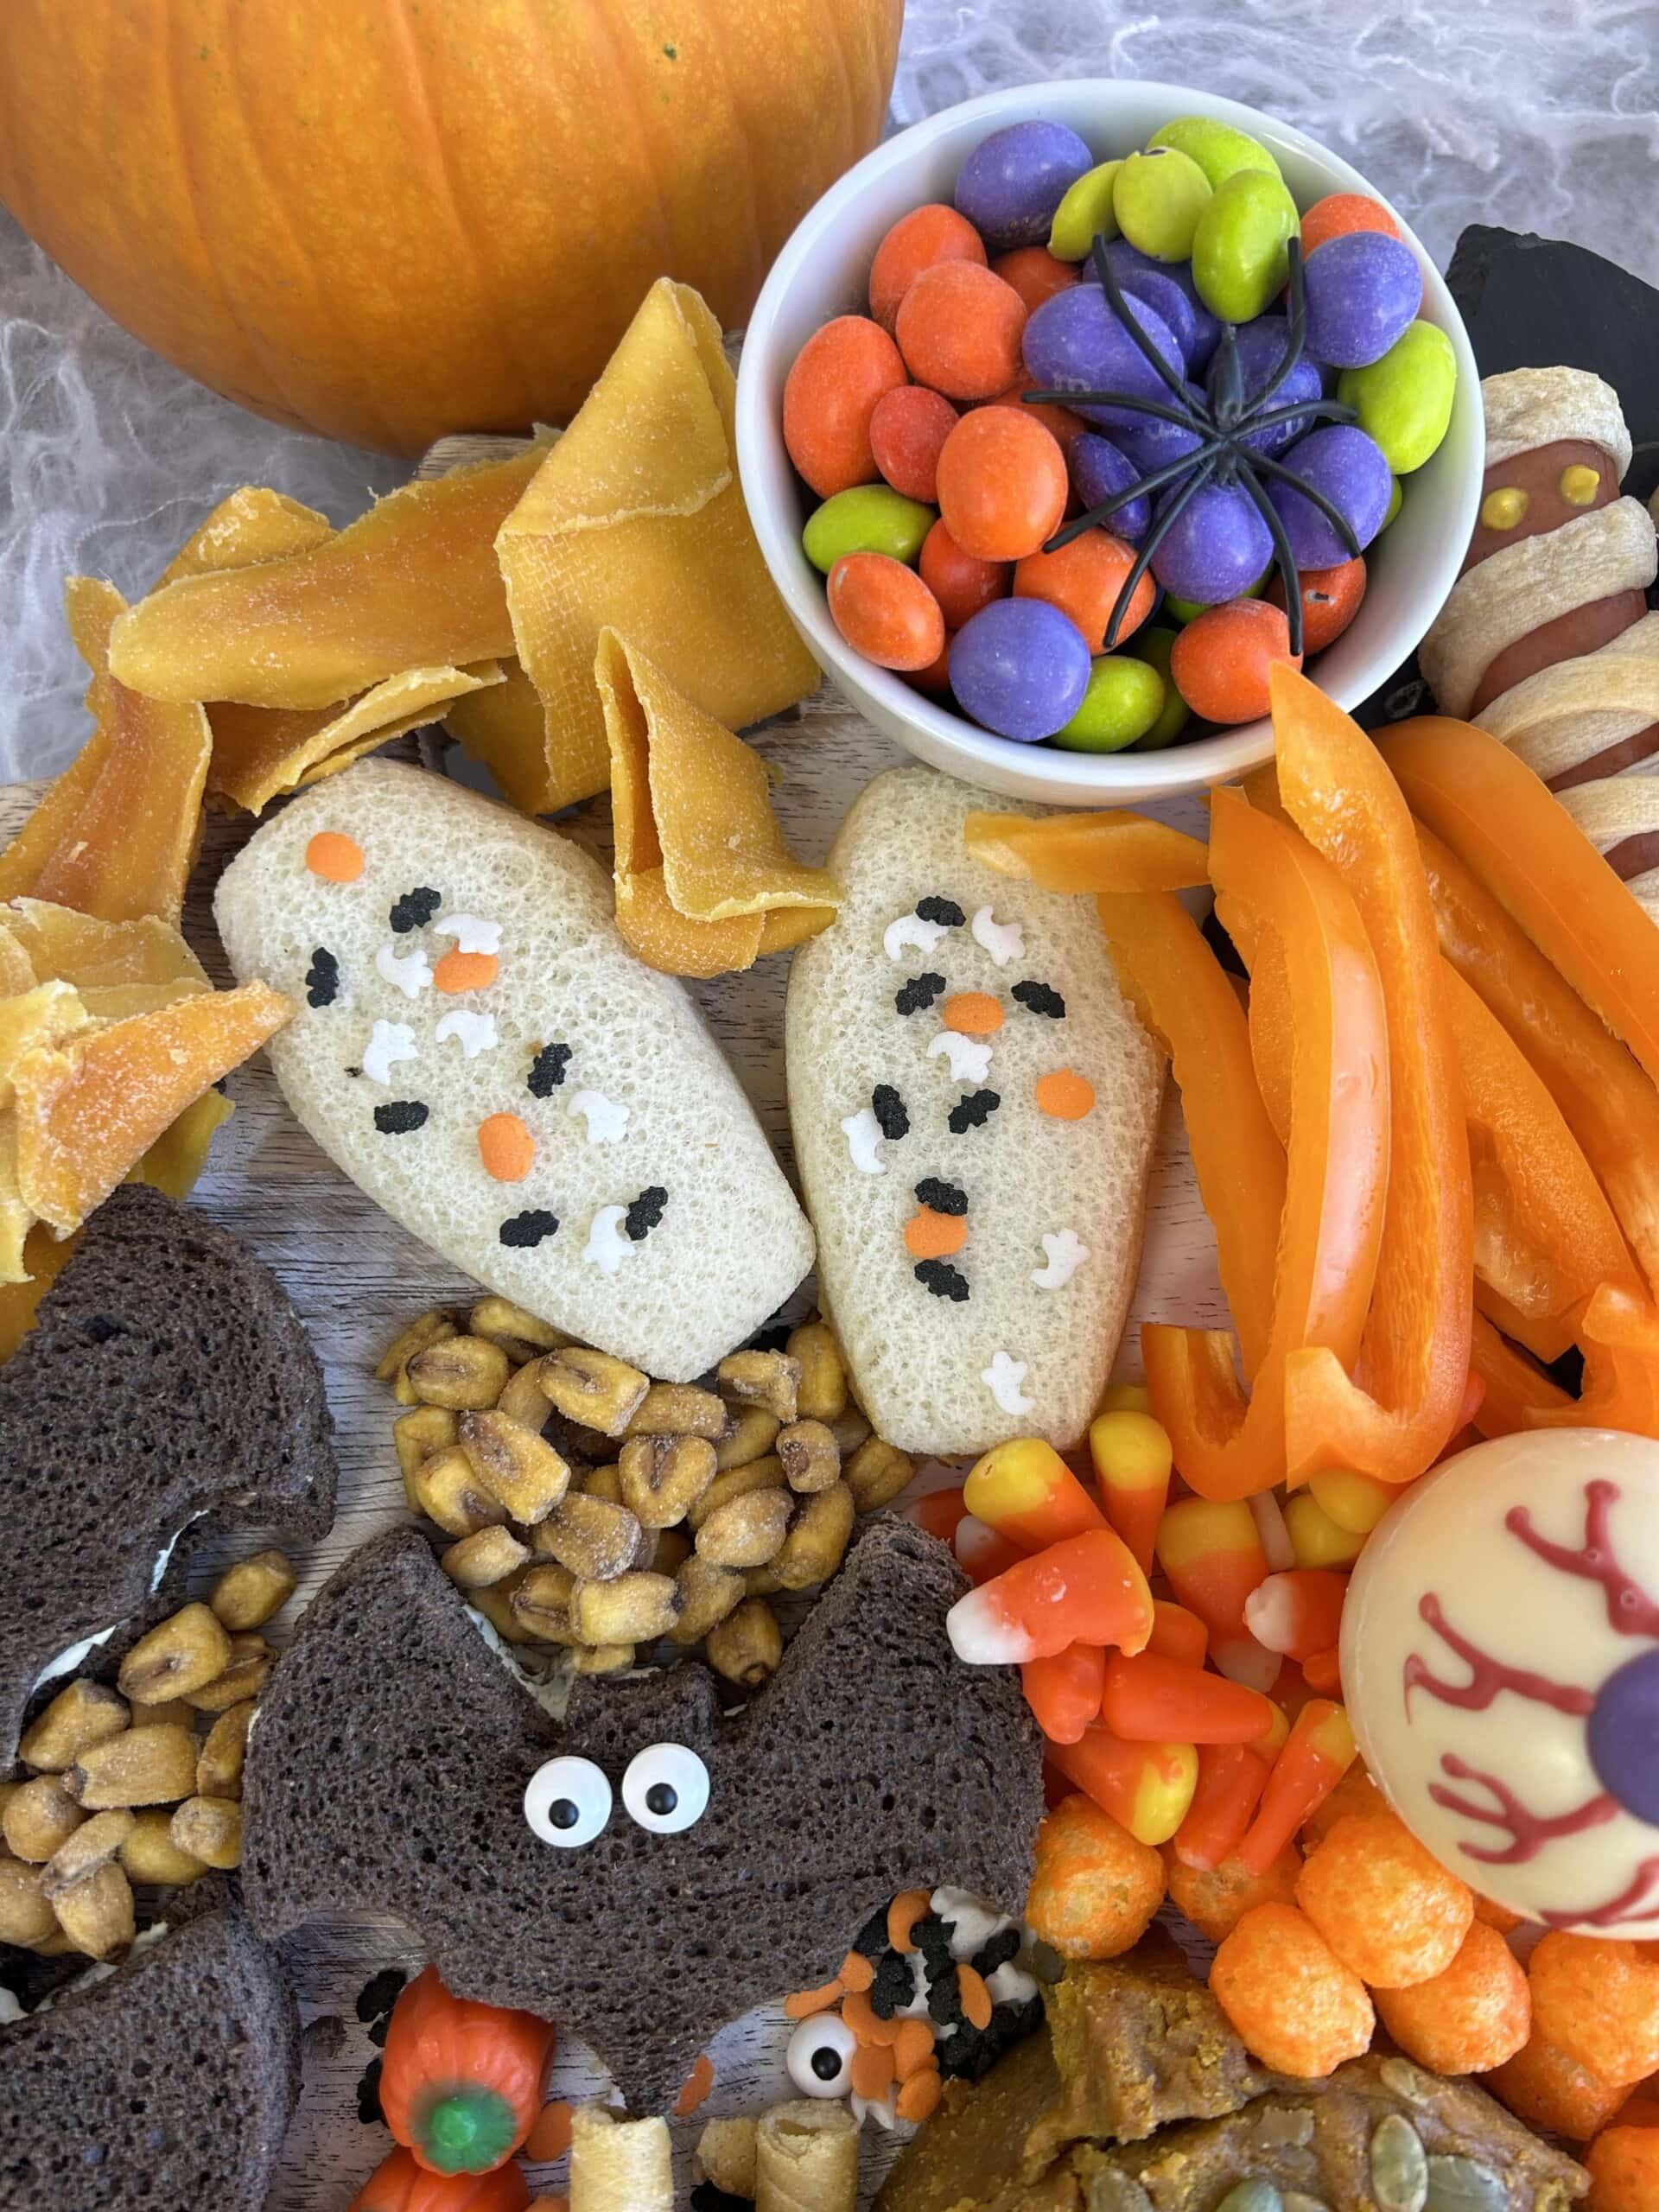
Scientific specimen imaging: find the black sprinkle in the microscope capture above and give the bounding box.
[355,2056,384,2126]
[852,1905,892,1961]
[304,947,339,1008]
[870,1950,914,2020]
[373,1100,429,1135]
[625,1186,668,1241]
[895,970,946,1017]
[354,1969,406,2028]
[915,1913,954,1972]
[499,1210,559,1249]
[526,1041,573,1097]
[872,1084,909,1141]
[344,1066,362,1080]
[927,1963,966,2031]
[948,1089,1001,1134]
[1012,979,1066,1019]
[917,896,965,927]
[916,1259,969,1302]
[389,887,442,934]
[915,1176,968,1216]
[973,1925,1022,1978]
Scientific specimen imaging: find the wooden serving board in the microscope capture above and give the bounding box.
[0,691,1224,2209]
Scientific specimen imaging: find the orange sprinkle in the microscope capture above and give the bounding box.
[842,1987,900,2047]
[435,948,499,994]
[1035,1068,1096,1120]
[893,2016,938,2080]
[851,2042,895,2101]
[888,1889,933,1954]
[783,1978,844,2020]
[943,991,1003,1035]
[304,830,363,882]
[478,1112,535,1182]
[904,1206,969,1260]
[523,2101,574,2163]
[959,1963,994,2031]
[673,2054,715,2118]
[840,1950,875,1993]
[896,2064,944,2123]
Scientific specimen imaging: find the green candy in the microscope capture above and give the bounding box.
[1148,116,1282,191]
[1050,159,1122,259]
[1338,321,1457,475]
[1053,654,1166,753]
[1124,627,1191,748]
[1384,474,1404,529]
[803,485,934,575]
[1192,169,1299,322]
[1113,147,1211,263]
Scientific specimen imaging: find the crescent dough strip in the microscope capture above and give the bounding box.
[1421,496,1657,718]
[1476,612,1659,785]
[754,2099,861,2212]
[1554,773,1659,859]
[1627,866,1659,925]
[1482,365,1633,474]
[569,2106,672,2212]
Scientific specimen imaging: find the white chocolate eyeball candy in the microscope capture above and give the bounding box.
[1342,1429,1659,1934]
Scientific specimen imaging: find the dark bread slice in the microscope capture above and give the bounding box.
[0,1881,301,2212]
[0,1182,337,1764]
[243,1517,1043,2116]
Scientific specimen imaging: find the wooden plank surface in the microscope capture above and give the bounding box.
[0,690,1224,2210]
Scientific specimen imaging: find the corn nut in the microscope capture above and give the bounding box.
[716,1349,801,1424]
[185,1634,272,1713]
[688,1457,785,1532]
[210,1549,296,1632]
[458,1408,572,1524]
[619,1433,717,1528]
[572,1571,680,1646]
[696,1489,792,1570]
[3,1776,83,1863]
[537,1346,650,1437]
[535,1492,645,1581]
[669,1554,746,1645]
[705,1598,784,1689]
[778,1420,840,1495]
[18,1679,129,1774]
[118,1603,232,1704]
[407,1334,511,1410]
[54,1860,135,1958]
[845,1437,916,1513]
[787,1321,849,1423]
[415,1446,510,1538]
[70,1723,198,1809]
[197,1703,256,1800]
[442,1526,530,1590]
[121,1808,207,1887]
[626,1383,727,1440]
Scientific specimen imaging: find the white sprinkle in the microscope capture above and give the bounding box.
[582,1205,634,1275]
[1032,1228,1090,1291]
[569,1090,630,1144]
[434,1009,499,1059]
[982,1351,1034,1417]
[884,912,948,963]
[361,1019,418,1086]
[931,1888,1011,1961]
[375,942,431,999]
[972,906,1025,967]
[988,1961,1039,2008]
[928,1029,993,1084]
[434,912,502,955]
[851,2091,899,2133]
[841,1107,887,1174]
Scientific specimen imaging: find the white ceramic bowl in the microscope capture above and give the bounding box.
[735,79,1483,807]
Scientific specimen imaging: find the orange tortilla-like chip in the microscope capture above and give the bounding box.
[0,578,211,926]
[493,280,819,812]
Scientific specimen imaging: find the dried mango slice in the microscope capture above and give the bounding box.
[445,661,558,816]
[3,900,209,995]
[496,280,819,811]
[162,487,334,584]
[0,982,90,1110]
[0,579,211,925]
[0,923,36,998]
[130,1084,236,1201]
[13,980,290,1235]
[107,448,544,710]
[0,1122,35,1286]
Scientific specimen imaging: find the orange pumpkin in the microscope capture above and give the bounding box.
[350,2147,531,2212]
[0,0,901,454]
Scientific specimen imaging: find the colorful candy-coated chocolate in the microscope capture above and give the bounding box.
[868,385,958,505]
[1047,1724,1199,1845]
[803,484,935,574]
[1191,169,1299,323]
[783,315,907,498]
[1110,390,1211,481]
[1147,116,1281,192]
[1299,190,1401,258]
[950,596,1093,743]
[1113,146,1212,263]
[1048,159,1122,260]
[1151,480,1274,607]
[935,406,1069,562]
[1301,231,1423,370]
[1266,556,1367,654]
[895,261,1028,403]
[1021,283,1185,435]
[825,553,945,672]
[1098,238,1206,372]
[992,245,1080,316]
[1337,319,1457,474]
[1101,1649,1278,1745]
[919,518,1010,627]
[945,1525,1154,1667]
[1266,423,1392,566]
[1053,655,1166,753]
[963,1437,1107,1551]
[982,383,1087,461]
[956,119,1096,251]
[1014,528,1156,652]
[1124,626,1192,747]
[1090,1408,1173,1577]
[1170,598,1301,723]
[1211,314,1324,456]
[1071,433,1151,543]
[868,202,988,332]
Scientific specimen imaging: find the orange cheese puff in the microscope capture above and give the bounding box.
[1210,1904,1375,2079]
[1100,1649,1276,1745]
[1237,1700,1356,1875]
[1172,1742,1270,1872]
[1025,1791,1166,1961]
[1155,1497,1269,1679]
[1617,2082,1659,2131]
[1166,1844,1301,1946]
[1295,1810,1473,1988]
[964,1437,1106,1550]
[1022,1643,1107,1745]
[946,1527,1154,1666]
[1490,2031,1630,2143]
[1147,1600,1208,1669]
[1472,1892,1528,1936]
[1243,1568,1349,1662]
[1530,1936,1659,2088]
[1299,1759,1384,1849]
[906,1485,969,1547]
[1046,1726,1198,1847]
[1586,2128,1659,2212]
[1089,1410,1173,1576]
[1373,1920,1530,2075]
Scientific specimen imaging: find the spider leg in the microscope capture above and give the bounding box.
[1024,386,1216,433]
[1246,395,1358,438]
[1250,448,1364,560]
[1046,431,1229,552]
[1250,237,1311,416]
[1236,459,1308,658]
[1090,234,1194,406]
[1099,454,1221,650]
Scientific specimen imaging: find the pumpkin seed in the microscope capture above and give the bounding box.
[1380,2056,1431,2105]
[1370,2115,1429,2212]
[1283,2197,1331,2212]
[1216,2185,1283,2212]
[1083,2175,1154,2212]
[1425,2156,1506,2212]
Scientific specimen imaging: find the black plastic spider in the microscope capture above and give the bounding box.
[1025,234,1362,655]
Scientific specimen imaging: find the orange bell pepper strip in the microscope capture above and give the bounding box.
[963,807,1211,893]
[1381,716,1659,1090]
[1471,1292,1659,1440]
[1420,822,1659,1300]
[1469,1312,1575,1438]
[1097,891,1283,1380]
[1268,666,1473,1488]
[1141,788,1389,1500]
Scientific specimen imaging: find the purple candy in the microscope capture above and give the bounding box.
[955,121,1095,251]
[1105,240,1223,372]
[1150,480,1273,605]
[1302,232,1423,369]
[1071,434,1150,541]
[1112,381,1211,479]
[1589,1647,1659,1824]
[950,597,1092,742]
[1209,316,1325,455]
[1022,284,1185,436]
[1267,423,1392,567]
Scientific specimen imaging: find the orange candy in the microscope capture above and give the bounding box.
[1295,1810,1473,1988]
[982,383,1089,461]
[478,1112,535,1183]
[907,636,954,696]
[1529,1936,1659,2088]
[827,553,946,672]
[919,518,1010,627]
[1171,599,1302,723]
[1165,1843,1301,1945]
[991,245,1080,315]
[1025,1790,1166,1961]
[887,1890,931,1954]
[941,990,1002,1034]
[1373,1920,1530,2075]
[937,407,1068,563]
[1300,192,1402,257]
[305,830,364,882]
[1014,529,1154,653]
[869,383,958,505]
[434,949,499,994]
[1211,1902,1375,2078]
[1490,2031,1630,2142]
[1587,2127,1659,2211]
[896,262,1028,403]
[1035,1069,1095,1120]
[868,202,988,331]
[1268,556,1368,654]
[957,1964,994,2031]
[783,315,908,498]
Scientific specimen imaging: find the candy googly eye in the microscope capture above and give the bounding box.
[786,2012,858,2098]
[621,1743,710,1835]
[524,1756,612,1848]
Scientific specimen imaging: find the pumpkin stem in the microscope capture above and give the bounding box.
[420,2087,518,2174]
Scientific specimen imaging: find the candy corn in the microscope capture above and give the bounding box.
[1046,1724,1198,1846]
[1089,1410,1173,1576]
[1173,1741,1271,1872]
[1099,1650,1277,1745]
[1308,1465,1395,1535]
[1243,1570,1349,1662]
[1146,1600,1208,1669]
[1021,1643,1106,1745]
[1155,1497,1272,1684]
[906,1484,969,1548]
[1283,1491,1365,1568]
[952,1514,1025,1588]
[1100,1382,1152,1414]
[1236,1700,1357,1875]
[964,1438,1105,1551]
[1249,1490,1296,1572]
[947,1528,1154,1665]
[1302,1648,1342,1695]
